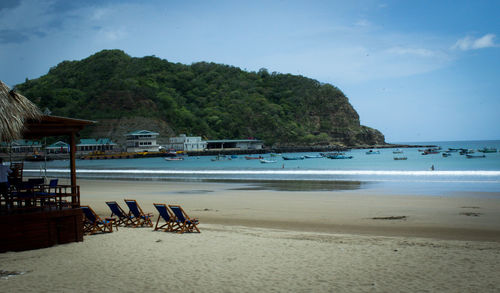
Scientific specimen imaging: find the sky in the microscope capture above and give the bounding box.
[0,0,499,143]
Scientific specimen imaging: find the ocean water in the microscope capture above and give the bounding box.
[22,140,500,196]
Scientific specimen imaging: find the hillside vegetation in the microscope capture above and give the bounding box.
[16,49,385,147]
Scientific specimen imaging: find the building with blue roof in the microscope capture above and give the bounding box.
[0,139,42,153]
[77,138,117,153]
[46,141,70,153]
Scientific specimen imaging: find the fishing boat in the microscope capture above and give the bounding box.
[366,150,380,155]
[466,154,486,159]
[326,154,353,159]
[477,147,497,153]
[304,155,323,159]
[260,159,277,164]
[282,156,305,160]
[393,156,407,160]
[164,157,184,161]
[459,149,474,155]
[245,156,263,160]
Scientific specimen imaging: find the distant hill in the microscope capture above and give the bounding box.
[15,49,385,147]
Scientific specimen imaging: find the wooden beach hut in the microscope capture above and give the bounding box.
[0,80,95,252]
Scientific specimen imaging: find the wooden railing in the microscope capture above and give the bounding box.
[0,183,80,214]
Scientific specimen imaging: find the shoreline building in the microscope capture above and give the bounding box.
[125,130,160,153]
[166,134,207,152]
[0,139,42,153]
[77,138,117,154]
[46,141,70,154]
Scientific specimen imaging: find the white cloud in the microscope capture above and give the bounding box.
[386,47,437,58]
[452,34,497,51]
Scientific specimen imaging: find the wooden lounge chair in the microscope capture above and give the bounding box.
[153,203,180,232]
[168,205,200,233]
[81,205,113,235]
[106,201,134,227]
[124,199,153,227]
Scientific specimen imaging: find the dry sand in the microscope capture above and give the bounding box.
[1,179,500,292]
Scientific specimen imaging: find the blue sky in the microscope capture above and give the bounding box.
[1,0,499,142]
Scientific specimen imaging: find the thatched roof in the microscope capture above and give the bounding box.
[0,80,41,142]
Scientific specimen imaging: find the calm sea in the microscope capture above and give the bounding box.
[23,140,500,196]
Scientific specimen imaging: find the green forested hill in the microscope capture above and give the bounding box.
[15,49,385,147]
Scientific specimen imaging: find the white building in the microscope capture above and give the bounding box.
[125,130,160,153]
[166,134,207,152]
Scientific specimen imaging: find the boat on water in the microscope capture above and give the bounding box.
[245,156,263,160]
[442,153,452,157]
[326,154,353,159]
[260,159,277,164]
[466,154,486,159]
[459,149,474,155]
[164,157,184,161]
[282,156,305,160]
[477,147,497,153]
[393,157,407,160]
[421,149,440,155]
[270,153,282,157]
[304,155,323,159]
[392,149,403,154]
[366,150,380,155]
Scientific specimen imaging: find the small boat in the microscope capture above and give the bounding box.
[366,150,380,155]
[326,154,353,159]
[477,147,497,153]
[282,156,304,160]
[393,157,407,160]
[164,157,184,161]
[459,149,474,155]
[260,159,277,164]
[466,154,486,159]
[392,149,403,154]
[320,152,345,157]
[270,153,282,157]
[442,153,452,157]
[304,155,323,159]
[245,156,263,160]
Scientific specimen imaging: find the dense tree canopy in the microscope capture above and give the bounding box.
[16,49,384,146]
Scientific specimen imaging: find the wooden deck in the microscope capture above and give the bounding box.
[0,208,83,252]
[0,185,83,253]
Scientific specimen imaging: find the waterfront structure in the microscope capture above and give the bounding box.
[77,138,117,153]
[206,139,263,150]
[0,139,42,153]
[125,130,160,153]
[166,134,207,151]
[46,141,70,153]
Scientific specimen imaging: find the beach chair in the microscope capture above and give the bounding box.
[124,199,153,227]
[106,201,134,227]
[81,205,113,235]
[168,205,200,233]
[153,203,180,232]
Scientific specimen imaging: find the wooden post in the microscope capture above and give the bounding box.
[69,132,77,206]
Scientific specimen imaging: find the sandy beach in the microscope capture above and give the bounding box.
[2,179,500,292]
